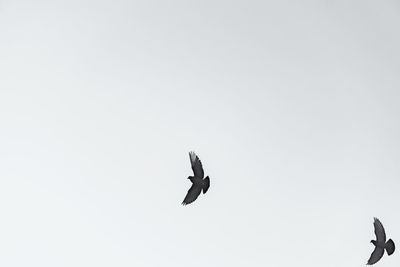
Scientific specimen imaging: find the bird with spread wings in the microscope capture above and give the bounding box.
[182,152,210,205]
[367,217,395,265]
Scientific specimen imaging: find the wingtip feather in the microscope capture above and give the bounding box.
[189,151,195,161]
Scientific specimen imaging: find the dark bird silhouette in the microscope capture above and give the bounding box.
[182,151,210,205]
[367,217,395,265]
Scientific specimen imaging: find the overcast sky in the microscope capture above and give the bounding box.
[1,1,400,267]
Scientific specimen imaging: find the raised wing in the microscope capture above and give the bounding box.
[182,184,202,205]
[367,247,384,265]
[374,218,386,243]
[189,151,204,179]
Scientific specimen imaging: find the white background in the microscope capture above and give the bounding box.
[1,1,399,266]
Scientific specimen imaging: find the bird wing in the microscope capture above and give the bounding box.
[367,247,384,265]
[182,184,202,205]
[374,218,386,243]
[189,151,204,179]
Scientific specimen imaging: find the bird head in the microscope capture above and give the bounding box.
[187,176,193,182]
[370,240,377,245]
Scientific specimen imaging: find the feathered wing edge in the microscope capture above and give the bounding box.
[182,184,202,206]
[373,217,386,242]
[189,151,204,178]
[367,247,384,265]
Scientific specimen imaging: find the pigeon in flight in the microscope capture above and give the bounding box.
[182,151,210,205]
[367,217,395,265]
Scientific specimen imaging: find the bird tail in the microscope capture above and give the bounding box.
[385,239,395,255]
[202,176,210,194]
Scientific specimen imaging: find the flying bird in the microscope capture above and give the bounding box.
[367,217,395,265]
[182,151,210,205]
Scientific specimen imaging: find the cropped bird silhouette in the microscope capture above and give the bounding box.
[367,217,395,265]
[182,151,210,205]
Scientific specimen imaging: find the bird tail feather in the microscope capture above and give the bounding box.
[202,176,210,194]
[385,239,395,255]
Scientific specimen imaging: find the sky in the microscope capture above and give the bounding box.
[0,0,400,266]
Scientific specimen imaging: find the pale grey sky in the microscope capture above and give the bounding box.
[0,1,400,267]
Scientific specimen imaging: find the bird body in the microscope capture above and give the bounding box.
[188,175,209,190]
[188,176,202,185]
[182,152,210,205]
[370,240,385,248]
[367,218,395,265]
